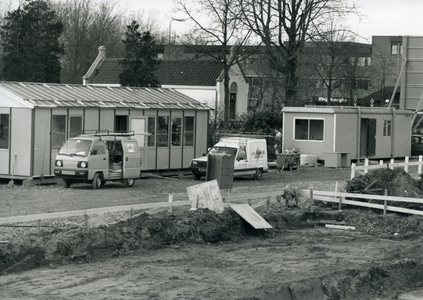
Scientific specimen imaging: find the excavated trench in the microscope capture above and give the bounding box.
[2,169,423,299]
[2,206,423,299]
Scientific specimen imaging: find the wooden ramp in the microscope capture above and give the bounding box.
[229,204,272,229]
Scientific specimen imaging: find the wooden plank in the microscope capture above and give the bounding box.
[146,207,168,215]
[229,204,272,229]
[0,200,192,225]
[186,180,224,213]
[224,191,284,203]
[251,199,270,209]
[317,220,346,225]
[325,224,355,230]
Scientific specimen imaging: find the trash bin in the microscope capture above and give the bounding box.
[206,153,234,189]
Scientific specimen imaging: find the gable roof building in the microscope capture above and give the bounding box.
[82,47,224,109]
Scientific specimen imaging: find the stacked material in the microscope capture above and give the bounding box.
[300,154,317,166]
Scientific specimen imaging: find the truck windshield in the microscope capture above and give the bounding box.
[59,139,92,157]
[209,146,237,156]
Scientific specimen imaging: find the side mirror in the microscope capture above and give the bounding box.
[91,149,98,155]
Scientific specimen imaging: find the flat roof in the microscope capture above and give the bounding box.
[282,106,413,115]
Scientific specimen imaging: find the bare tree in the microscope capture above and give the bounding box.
[122,10,168,44]
[239,0,355,107]
[370,47,398,104]
[175,0,252,129]
[241,56,285,111]
[51,0,124,84]
[336,53,370,106]
[307,20,355,104]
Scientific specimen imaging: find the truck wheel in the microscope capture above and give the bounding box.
[253,169,263,180]
[193,173,202,180]
[124,178,135,187]
[92,173,102,189]
[63,179,72,188]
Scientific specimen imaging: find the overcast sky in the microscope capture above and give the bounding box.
[9,0,423,44]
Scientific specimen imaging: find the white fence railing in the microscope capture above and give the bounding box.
[299,188,423,216]
[350,156,423,179]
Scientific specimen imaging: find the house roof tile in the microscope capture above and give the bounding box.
[88,59,222,87]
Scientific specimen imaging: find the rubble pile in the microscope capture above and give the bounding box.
[346,168,422,197]
[345,168,423,209]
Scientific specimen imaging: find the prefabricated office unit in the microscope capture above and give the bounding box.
[0,81,210,180]
[282,106,413,165]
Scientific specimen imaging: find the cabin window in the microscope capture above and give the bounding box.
[52,115,66,149]
[147,117,155,147]
[0,114,9,149]
[157,116,169,147]
[69,116,82,138]
[171,117,181,146]
[115,116,128,133]
[294,118,324,141]
[184,116,194,146]
[383,120,392,137]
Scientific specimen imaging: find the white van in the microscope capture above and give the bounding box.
[54,132,141,189]
[189,137,268,180]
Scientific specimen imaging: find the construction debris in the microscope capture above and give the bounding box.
[346,168,423,210]
[325,224,356,230]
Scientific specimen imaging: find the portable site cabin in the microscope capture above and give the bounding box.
[0,81,211,181]
[282,106,413,167]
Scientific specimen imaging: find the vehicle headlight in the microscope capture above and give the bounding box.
[191,161,198,166]
[55,160,62,167]
[78,161,88,168]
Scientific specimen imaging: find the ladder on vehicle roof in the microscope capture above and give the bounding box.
[79,130,151,139]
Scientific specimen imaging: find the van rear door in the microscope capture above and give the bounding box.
[249,140,268,171]
[122,141,141,179]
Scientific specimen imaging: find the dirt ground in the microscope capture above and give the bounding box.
[2,165,423,299]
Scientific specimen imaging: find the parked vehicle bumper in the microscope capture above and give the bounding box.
[54,169,89,180]
[189,166,207,176]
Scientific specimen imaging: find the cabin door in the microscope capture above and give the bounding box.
[360,118,376,158]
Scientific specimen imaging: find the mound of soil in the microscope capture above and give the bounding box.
[4,167,423,299]
[3,202,423,276]
[346,168,423,197]
[0,204,321,275]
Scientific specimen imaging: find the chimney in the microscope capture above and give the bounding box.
[98,46,106,58]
